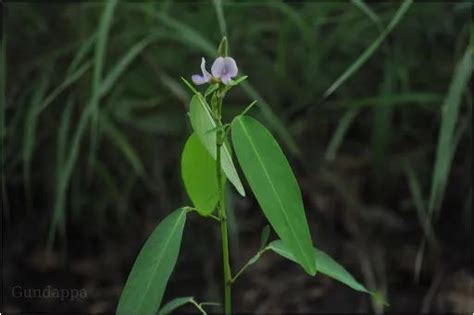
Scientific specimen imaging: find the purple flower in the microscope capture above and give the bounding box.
[192,57,238,85]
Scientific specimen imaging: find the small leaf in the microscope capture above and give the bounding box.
[247,252,262,266]
[260,225,270,250]
[229,75,248,86]
[268,240,369,293]
[232,115,316,275]
[205,83,219,97]
[217,36,228,56]
[158,297,194,315]
[181,133,223,216]
[189,95,245,196]
[116,208,187,315]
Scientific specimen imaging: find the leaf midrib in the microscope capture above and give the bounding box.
[236,118,313,272]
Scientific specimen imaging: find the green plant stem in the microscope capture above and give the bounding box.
[230,247,269,283]
[189,298,208,315]
[215,96,232,314]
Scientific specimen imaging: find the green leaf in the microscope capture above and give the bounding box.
[181,133,222,216]
[428,47,473,216]
[90,0,118,154]
[204,83,219,97]
[229,75,248,87]
[324,108,359,161]
[323,0,412,98]
[116,208,187,315]
[189,95,245,197]
[231,115,316,275]
[101,113,145,177]
[23,77,49,195]
[213,1,228,37]
[100,36,155,97]
[260,225,270,250]
[158,297,194,315]
[268,240,369,294]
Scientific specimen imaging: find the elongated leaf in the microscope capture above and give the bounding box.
[158,297,194,315]
[0,34,5,148]
[181,133,222,216]
[428,47,473,216]
[212,0,227,36]
[269,240,369,293]
[67,32,96,75]
[189,95,245,196]
[232,115,316,275]
[48,103,93,247]
[100,36,155,97]
[101,113,145,177]
[39,61,91,112]
[325,108,359,161]
[23,78,49,192]
[324,0,412,98]
[117,208,187,315]
[351,0,383,30]
[89,0,118,163]
[57,99,74,170]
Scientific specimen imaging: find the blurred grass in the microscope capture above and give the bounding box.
[323,0,412,98]
[428,47,472,218]
[3,1,471,263]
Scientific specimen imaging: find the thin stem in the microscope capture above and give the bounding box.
[215,93,232,314]
[230,247,269,283]
[208,213,221,222]
[189,298,208,315]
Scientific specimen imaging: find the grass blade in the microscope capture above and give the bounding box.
[213,0,227,37]
[23,77,49,206]
[100,36,156,97]
[67,32,96,75]
[57,99,74,171]
[324,0,412,98]
[90,0,119,161]
[39,61,91,112]
[404,165,437,246]
[48,104,93,247]
[240,82,300,155]
[1,34,7,218]
[325,108,359,161]
[101,113,145,177]
[351,0,383,31]
[428,47,472,216]
[371,58,395,169]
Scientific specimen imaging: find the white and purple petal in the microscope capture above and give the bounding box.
[211,57,225,78]
[211,56,238,80]
[221,74,233,85]
[200,57,212,80]
[223,57,238,77]
[192,74,209,85]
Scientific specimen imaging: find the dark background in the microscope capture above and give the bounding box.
[2,1,473,313]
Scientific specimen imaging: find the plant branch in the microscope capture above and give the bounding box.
[230,247,269,284]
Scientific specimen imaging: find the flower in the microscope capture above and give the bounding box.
[192,56,238,85]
